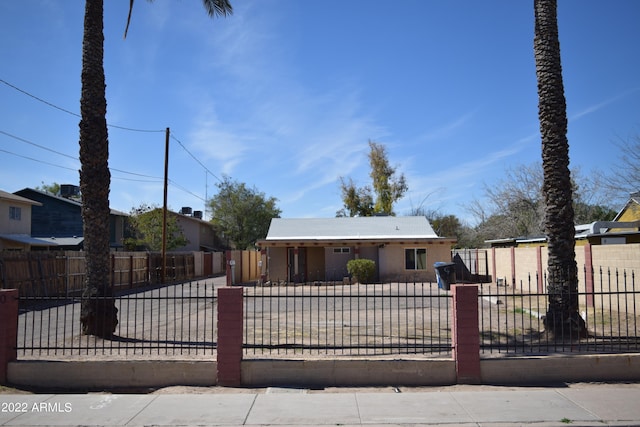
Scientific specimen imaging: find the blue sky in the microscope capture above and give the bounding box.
[1,1,639,224]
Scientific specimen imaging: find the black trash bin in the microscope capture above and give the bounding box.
[434,262,456,290]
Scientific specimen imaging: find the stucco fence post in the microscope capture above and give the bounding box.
[0,289,19,385]
[451,284,481,384]
[217,287,243,386]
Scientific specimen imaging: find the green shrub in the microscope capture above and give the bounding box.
[347,258,376,284]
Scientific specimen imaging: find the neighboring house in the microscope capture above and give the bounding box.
[13,187,128,250]
[487,192,640,248]
[173,207,225,252]
[257,216,456,283]
[0,189,45,251]
[129,207,224,252]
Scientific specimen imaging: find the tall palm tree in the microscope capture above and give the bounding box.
[533,0,586,338]
[79,0,232,337]
[79,0,116,338]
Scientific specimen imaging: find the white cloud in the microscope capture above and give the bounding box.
[189,113,248,175]
[417,111,476,142]
[570,87,640,121]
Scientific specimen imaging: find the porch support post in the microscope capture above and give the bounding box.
[217,287,243,386]
[260,248,267,283]
[0,289,18,385]
[294,247,299,279]
[451,284,481,384]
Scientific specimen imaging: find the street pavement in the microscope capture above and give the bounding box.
[2,384,640,426]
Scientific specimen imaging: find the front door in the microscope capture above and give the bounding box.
[288,247,307,283]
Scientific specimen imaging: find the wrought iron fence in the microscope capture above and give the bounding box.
[243,281,452,357]
[16,282,217,358]
[14,267,639,361]
[479,268,639,354]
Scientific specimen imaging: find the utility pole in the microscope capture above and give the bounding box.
[161,127,169,284]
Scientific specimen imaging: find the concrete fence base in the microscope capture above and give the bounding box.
[7,354,640,390]
[7,361,216,390]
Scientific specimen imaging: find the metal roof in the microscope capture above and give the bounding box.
[0,234,52,246]
[0,190,42,206]
[264,216,439,241]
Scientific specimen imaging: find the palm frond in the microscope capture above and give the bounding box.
[203,0,233,18]
[123,0,135,39]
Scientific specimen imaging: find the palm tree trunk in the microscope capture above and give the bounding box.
[534,0,585,338]
[79,0,118,338]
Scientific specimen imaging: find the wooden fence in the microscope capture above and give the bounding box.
[226,250,262,285]
[0,251,225,297]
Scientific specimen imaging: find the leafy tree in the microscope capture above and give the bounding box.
[79,0,232,338]
[407,204,475,247]
[36,182,61,196]
[337,141,408,217]
[534,0,586,337]
[336,177,374,217]
[430,214,462,239]
[124,204,188,251]
[208,176,281,249]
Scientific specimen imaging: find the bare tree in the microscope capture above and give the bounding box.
[604,134,640,198]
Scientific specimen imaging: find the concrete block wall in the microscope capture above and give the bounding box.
[592,243,640,273]
[489,243,638,291]
[513,247,541,292]
[488,243,639,312]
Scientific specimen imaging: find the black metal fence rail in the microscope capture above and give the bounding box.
[243,281,452,357]
[16,282,217,358]
[479,268,639,354]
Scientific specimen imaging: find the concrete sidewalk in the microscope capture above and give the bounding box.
[1,384,640,426]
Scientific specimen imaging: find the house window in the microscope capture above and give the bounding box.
[405,248,427,270]
[9,206,21,221]
[333,247,350,254]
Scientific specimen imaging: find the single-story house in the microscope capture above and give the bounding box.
[256,216,456,283]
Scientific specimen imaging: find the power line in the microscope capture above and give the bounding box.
[0,78,165,133]
[2,78,221,204]
[0,130,162,182]
[0,148,78,172]
[170,133,222,183]
[0,130,76,160]
[168,179,206,202]
[0,78,79,118]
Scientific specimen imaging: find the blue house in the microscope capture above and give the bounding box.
[13,186,128,250]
